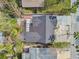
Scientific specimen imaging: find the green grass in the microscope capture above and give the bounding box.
[0,54,7,59]
[0,41,24,59]
[51,42,70,48]
[41,0,71,15]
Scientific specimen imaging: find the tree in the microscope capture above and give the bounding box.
[0,11,24,59]
[0,0,21,18]
[41,0,71,15]
[74,32,79,39]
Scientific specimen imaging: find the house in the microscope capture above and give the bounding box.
[22,48,71,59]
[22,48,57,59]
[20,14,57,44]
[21,0,44,7]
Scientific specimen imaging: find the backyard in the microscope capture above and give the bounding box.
[0,0,78,15]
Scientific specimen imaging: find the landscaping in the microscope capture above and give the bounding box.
[42,0,71,15]
[75,45,79,49]
[51,42,70,48]
[0,0,78,15]
[0,11,24,59]
[74,32,79,39]
[0,0,79,59]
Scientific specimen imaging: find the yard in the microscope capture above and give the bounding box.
[0,0,77,15]
[0,39,24,59]
[42,0,71,15]
[51,42,70,48]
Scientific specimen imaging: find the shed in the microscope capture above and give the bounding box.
[21,0,44,7]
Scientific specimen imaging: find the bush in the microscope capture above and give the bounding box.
[74,32,79,39]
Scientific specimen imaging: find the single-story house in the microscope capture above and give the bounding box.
[20,14,57,44]
[22,48,71,59]
[22,48,57,59]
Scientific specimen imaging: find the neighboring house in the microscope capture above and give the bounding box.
[21,0,44,7]
[22,48,57,59]
[20,14,57,44]
[22,48,71,59]
[55,16,72,42]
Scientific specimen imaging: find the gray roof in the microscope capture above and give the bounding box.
[22,48,57,59]
[21,15,57,43]
[21,0,44,7]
